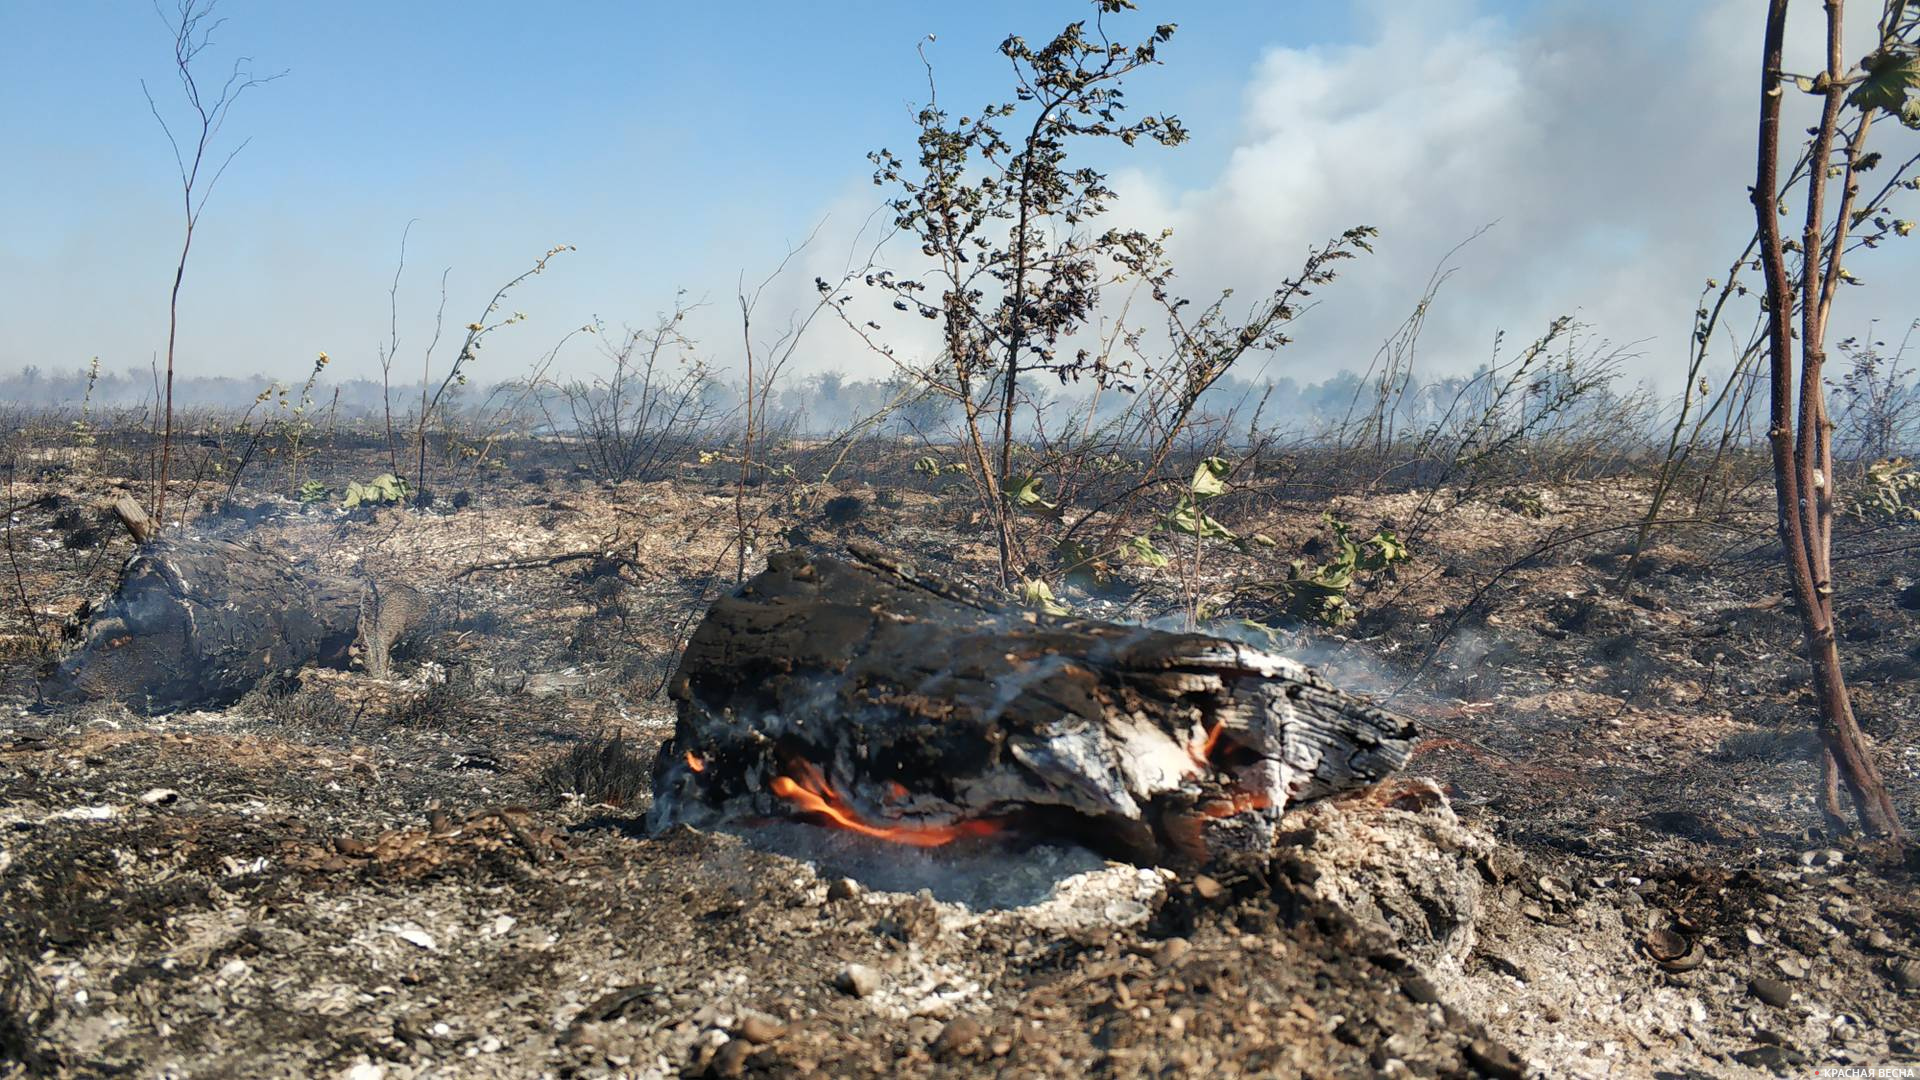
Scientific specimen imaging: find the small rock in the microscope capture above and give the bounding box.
[1479,951,1529,982]
[1890,958,1920,991]
[710,1038,752,1079]
[1734,1045,1804,1070]
[1898,581,1920,610]
[1152,938,1192,969]
[739,1015,787,1045]
[1192,875,1225,902]
[139,788,179,805]
[1865,929,1895,952]
[1402,975,1441,1005]
[931,1016,984,1059]
[395,928,437,951]
[1643,927,1689,962]
[1750,977,1792,1008]
[826,878,859,903]
[564,1021,605,1048]
[1464,1039,1525,1080]
[837,963,881,998]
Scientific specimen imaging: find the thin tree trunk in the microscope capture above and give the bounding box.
[155,227,191,529]
[736,300,754,584]
[1751,0,1904,838]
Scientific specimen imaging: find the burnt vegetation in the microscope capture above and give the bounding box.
[2,0,1920,1076]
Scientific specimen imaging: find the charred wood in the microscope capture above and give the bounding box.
[650,544,1415,867]
[40,531,361,712]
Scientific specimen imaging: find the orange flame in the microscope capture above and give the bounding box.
[1189,721,1226,769]
[1187,723,1273,819]
[685,751,706,773]
[768,760,999,847]
[1201,722,1227,760]
[1199,790,1274,819]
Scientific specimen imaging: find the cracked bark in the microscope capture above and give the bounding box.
[650,544,1415,866]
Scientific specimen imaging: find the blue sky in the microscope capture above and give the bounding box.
[3,1,1916,395]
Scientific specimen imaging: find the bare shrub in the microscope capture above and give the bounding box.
[547,304,722,484]
[1832,323,1920,462]
[536,728,652,809]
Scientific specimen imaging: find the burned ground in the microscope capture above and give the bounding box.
[0,445,1916,1078]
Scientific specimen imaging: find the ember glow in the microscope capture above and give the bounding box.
[1199,791,1274,819]
[1183,724,1276,819]
[685,751,706,773]
[768,760,1000,847]
[1190,721,1227,769]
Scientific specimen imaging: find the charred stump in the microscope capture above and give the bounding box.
[650,545,1415,867]
[41,501,361,712]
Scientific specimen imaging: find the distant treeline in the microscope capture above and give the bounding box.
[0,360,1630,433]
[3,357,1913,458]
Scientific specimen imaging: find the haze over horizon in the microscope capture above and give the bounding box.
[4,0,1918,401]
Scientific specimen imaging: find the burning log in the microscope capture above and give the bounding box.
[649,544,1415,867]
[40,501,363,711]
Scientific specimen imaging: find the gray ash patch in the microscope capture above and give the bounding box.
[727,820,1130,912]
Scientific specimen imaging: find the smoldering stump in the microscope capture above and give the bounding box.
[649,543,1415,866]
[40,500,362,712]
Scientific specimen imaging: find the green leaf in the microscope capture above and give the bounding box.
[1190,456,1231,499]
[1312,564,1354,591]
[1165,493,1235,540]
[1020,578,1071,616]
[1231,618,1282,647]
[342,473,410,509]
[1369,529,1410,565]
[1006,475,1059,515]
[1056,539,1108,588]
[1848,50,1920,115]
[1125,534,1170,567]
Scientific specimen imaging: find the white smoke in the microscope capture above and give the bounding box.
[767,0,1920,397]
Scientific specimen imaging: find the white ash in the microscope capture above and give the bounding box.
[738,829,1173,1023]
[739,822,1170,922]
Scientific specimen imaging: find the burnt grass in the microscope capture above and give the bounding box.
[0,438,1917,1078]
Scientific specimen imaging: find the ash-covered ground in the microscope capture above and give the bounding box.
[1,446,1917,1078]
